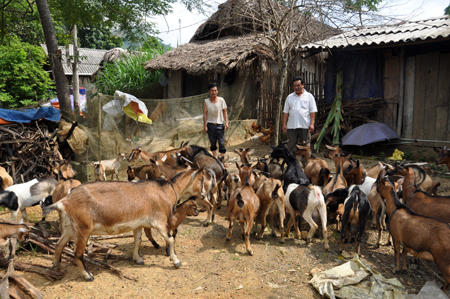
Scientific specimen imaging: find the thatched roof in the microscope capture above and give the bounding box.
[144,34,274,75]
[144,0,339,75]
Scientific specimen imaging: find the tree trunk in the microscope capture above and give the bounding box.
[273,55,288,145]
[36,0,74,122]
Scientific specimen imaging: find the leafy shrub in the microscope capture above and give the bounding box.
[94,46,166,96]
[0,37,55,108]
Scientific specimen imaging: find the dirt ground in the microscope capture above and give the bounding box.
[5,140,450,299]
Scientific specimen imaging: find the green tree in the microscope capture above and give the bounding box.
[445,4,450,15]
[0,37,55,108]
[78,25,123,49]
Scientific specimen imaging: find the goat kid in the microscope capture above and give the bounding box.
[377,175,450,292]
[0,176,57,221]
[99,153,127,180]
[127,165,157,181]
[93,162,106,182]
[285,183,329,250]
[144,199,199,256]
[42,168,208,281]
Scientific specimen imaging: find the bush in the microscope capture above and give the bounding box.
[0,37,55,108]
[94,47,166,96]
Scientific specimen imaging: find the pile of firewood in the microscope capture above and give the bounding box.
[0,223,138,298]
[313,97,385,143]
[0,121,73,183]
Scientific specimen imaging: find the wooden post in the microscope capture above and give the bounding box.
[73,25,81,121]
[98,93,102,160]
[396,46,405,136]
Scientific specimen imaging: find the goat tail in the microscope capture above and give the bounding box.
[236,192,245,208]
[352,194,359,213]
[42,202,60,217]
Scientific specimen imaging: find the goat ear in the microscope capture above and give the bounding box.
[433,147,441,153]
[248,148,255,155]
[170,153,176,159]
[19,227,29,233]
[161,154,167,162]
[326,145,335,150]
[234,149,241,154]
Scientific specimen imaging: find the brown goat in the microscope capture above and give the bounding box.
[93,162,106,182]
[322,153,351,196]
[234,148,255,165]
[236,163,256,188]
[365,162,393,179]
[127,143,186,167]
[388,164,434,203]
[434,146,450,170]
[127,165,157,181]
[377,175,450,292]
[255,178,285,243]
[144,199,199,256]
[42,168,208,281]
[48,161,81,205]
[226,184,260,256]
[294,142,330,186]
[179,145,227,226]
[0,167,13,191]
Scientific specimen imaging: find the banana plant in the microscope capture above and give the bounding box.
[314,70,344,152]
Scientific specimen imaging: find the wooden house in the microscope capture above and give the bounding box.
[300,16,450,145]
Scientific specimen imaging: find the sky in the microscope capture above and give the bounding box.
[154,0,448,48]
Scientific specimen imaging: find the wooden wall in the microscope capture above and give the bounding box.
[378,49,400,131]
[405,52,450,146]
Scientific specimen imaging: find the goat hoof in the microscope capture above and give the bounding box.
[202,222,210,227]
[248,250,254,256]
[279,239,285,244]
[174,261,182,268]
[324,245,330,251]
[136,260,145,265]
[226,238,230,243]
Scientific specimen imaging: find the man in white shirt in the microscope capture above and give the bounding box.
[282,76,317,161]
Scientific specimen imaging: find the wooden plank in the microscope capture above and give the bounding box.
[422,53,439,146]
[413,54,426,143]
[435,53,450,145]
[396,47,405,136]
[382,52,400,130]
[404,56,415,139]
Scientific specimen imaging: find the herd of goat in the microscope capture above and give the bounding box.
[0,143,449,290]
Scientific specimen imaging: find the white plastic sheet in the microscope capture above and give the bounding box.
[310,254,404,299]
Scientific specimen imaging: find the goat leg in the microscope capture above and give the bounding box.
[143,228,160,249]
[401,246,409,271]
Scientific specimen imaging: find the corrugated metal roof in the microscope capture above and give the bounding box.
[41,45,108,75]
[300,15,450,51]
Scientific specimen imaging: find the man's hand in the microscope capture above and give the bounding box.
[282,125,287,134]
[204,125,208,133]
[308,124,314,133]
[225,123,229,130]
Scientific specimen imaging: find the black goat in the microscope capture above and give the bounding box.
[270,145,309,192]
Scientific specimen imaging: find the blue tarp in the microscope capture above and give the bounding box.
[0,106,61,123]
[324,51,383,103]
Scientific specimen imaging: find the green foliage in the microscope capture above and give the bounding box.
[0,0,70,46]
[314,70,344,152]
[445,4,450,16]
[379,151,385,161]
[0,38,55,108]
[94,46,166,96]
[49,0,207,47]
[78,25,123,50]
[344,0,383,11]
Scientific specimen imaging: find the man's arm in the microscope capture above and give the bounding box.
[223,109,229,130]
[282,113,289,134]
[203,102,208,133]
[308,112,315,133]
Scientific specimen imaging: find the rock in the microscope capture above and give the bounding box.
[236,285,243,290]
[340,250,353,259]
[310,268,322,276]
[193,286,203,292]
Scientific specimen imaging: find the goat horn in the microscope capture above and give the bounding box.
[181,156,193,165]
